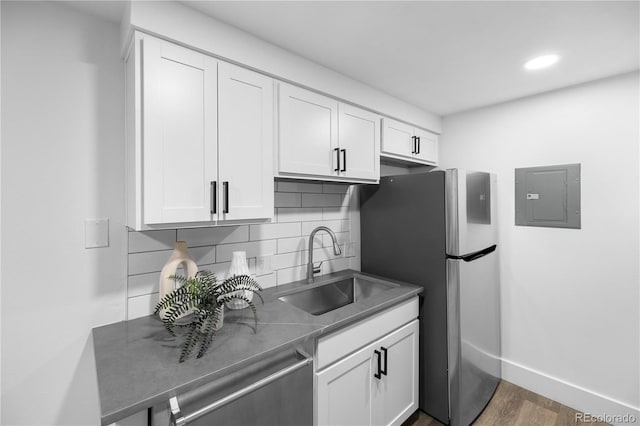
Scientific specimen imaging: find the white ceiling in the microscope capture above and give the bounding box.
[62,1,639,116]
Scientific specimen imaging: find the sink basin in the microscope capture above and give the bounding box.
[277,275,397,316]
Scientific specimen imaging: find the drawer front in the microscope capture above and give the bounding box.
[316,297,419,371]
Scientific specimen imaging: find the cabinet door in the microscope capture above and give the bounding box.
[371,320,419,426]
[142,37,217,224]
[413,128,438,165]
[338,104,380,181]
[278,84,338,177]
[316,344,374,426]
[218,62,274,221]
[381,118,413,159]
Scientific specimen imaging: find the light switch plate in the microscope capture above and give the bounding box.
[85,218,109,248]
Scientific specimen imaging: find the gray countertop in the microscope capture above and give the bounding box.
[92,269,422,425]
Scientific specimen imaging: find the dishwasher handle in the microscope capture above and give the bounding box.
[168,350,313,426]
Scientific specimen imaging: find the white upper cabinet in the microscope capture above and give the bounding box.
[381,117,439,166]
[218,62,274,222]
[381,119,413,160]
[141,36,218,226]
[413,127,438,165]
[278,83,380,183]
[126,33,274,230]
[338,104,380,181]
[278,83,339,177]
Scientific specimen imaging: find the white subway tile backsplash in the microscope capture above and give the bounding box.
[349,242,362,271]
[277,235,323,254]
[189,246,216,265]
[129,246,215,276]
[277,180,323,193]
[275,255,348,286]
[312,245,346,263]
[322,206,349,221]
[322,183,350,194]
[301,220,344,235]
[349,256,361,271]
[197,262,231,278]
[276,207,323,223]
[324,257,351,274]
[128,293,157,320]
[126,185,360,320]
[216,240,277,263]
[273,245,346,272]
[256,273,277,289]
[128,271,161,298]
[128,230,176,253]
[249,222,300,241]
[272,251,306,270]
[275,192,301,207]
[322,231,349,248]
[128,250,172,275]
[301,193,344,207]
[177,226,249,247]
[198,258,256,279]
[276,265,307,285]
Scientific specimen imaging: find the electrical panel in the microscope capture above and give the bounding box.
[515,164,581,229]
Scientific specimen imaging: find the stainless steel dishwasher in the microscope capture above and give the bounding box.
[153,347,313,426]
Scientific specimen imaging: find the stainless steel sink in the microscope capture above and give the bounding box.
[277,275,397,316]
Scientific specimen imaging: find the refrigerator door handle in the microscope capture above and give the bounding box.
[447,244,496,262]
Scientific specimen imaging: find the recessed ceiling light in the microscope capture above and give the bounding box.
[524,54,560,71]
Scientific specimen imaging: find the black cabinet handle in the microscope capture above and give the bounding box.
[340,149,347,172]
[374,349,382,379]
[416,137,421,154]
[411,136,417,154]
[334,148,340,172]
[223,181,229,214]
[210,181,217,214]
[380,346,388,376]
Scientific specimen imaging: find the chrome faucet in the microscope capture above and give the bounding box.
[307,226,342,283]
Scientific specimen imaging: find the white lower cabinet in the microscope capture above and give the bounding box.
[371,321,420,426]
[316,300,419,426]
[317,344,373,426]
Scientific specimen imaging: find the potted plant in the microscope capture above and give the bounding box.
[154,270,263,362]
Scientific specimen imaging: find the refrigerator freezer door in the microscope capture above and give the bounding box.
[447,250,501,426]
[446,170,498,256]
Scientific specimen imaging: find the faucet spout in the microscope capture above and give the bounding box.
[307,226,342,283]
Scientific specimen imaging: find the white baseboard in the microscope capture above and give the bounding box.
[502,358,640,426]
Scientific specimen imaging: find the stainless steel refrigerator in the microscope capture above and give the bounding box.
[360,169,501,426]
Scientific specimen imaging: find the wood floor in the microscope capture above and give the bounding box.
[402,380,610,426]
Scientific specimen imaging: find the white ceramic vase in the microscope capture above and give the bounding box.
[225,251,252,310]
[158,241,198,320]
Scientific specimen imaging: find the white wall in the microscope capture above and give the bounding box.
[1,2,126,425]
[440,72,640,422]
